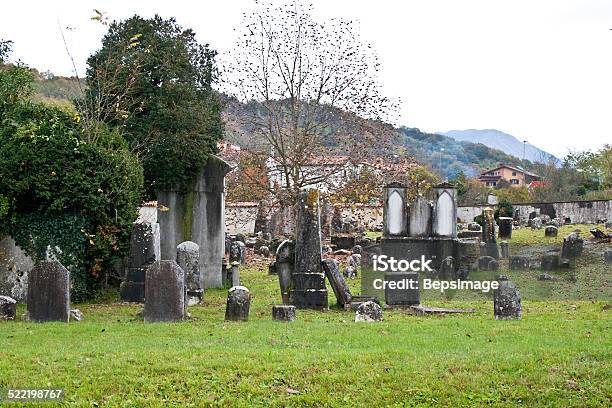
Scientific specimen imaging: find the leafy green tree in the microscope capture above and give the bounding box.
[81,15,224,193]
[0,42,143,299]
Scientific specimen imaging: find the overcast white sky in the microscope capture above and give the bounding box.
[1,0,610,157]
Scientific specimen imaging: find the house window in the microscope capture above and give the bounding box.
[487,181,497,187]
[510,179,519,185]
[512,171,517,176]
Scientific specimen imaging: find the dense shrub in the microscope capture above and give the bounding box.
[0,56,144,299]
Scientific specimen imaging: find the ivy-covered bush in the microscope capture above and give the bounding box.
[0,51,144,300]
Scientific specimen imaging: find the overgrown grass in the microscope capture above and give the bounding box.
[508,223,604,245]
[1,261,610,407]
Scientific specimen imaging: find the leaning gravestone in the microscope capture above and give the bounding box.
[225,286,250,321]
[176,241,202,306]
[272,304,296,322]
[561,233,583,259]
[544,226,558,238]
[321,259,352,308]
[144,261,185,323]
[27,261,70,322]
[0,295,17,320]
[290,189,328,310]
[498,217,513,239]
[355,301,382,322]
[493,278,522,320]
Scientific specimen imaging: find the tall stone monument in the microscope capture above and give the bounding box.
[383,182,408,237]
[157,156,232,289]
[481,207,500,259]
[289,189,328,309]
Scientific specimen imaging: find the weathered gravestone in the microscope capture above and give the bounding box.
[275,240,295,304]
[225,286,250,321]
[176,241,202,306]
[355,301,382,322]
[544,226,558,238]
[590,228,607,240]
[384,272,420,306]
[409,196,432,237]
[498,217,513,239]
[290,189,328,310]
[272,304,296,322]
[530,217,542,230]
[439,256,455,279]
[500,241,510,259]
[432,182,457,238]
[605,249,612,264]
[229,262,241,287]
[0,295,17,320]
[144,261,185,323]
[478,256,496,271]
[494,278,522,320]
[157,156,232,289]
[121,222,161,302]
[541,254,560,271]
[383,183,408,237]
[561,233,584,259]
[321,259,352,308]
[27,261,70,322]
[509,256,530,270]
[481,208,499,259]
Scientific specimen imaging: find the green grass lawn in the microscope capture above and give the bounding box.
[1,260,611,407]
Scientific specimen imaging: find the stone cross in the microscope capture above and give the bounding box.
[27,261,70,322]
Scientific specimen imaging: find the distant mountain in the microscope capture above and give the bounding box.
[442,129,559,164]
[27,69,540,180]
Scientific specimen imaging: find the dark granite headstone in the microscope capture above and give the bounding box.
[144,261,185,323]
[355,301,382,322]
[498,217,513,239]
[321,259,352,307]
[27,261,70,322]
[272,304,296,322]
[541,254,560,271]
[176,241,202,306]
[121,222,160,302]
[384,272,419,306]
[0,295,17,320]
[494,280,522,320]
[225,286,250,321]
[561,233,583,259]
[331,235,356,250]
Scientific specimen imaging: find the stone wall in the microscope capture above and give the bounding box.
[226,198,611,235]
[226,203,258,235]
[457,199,612,224]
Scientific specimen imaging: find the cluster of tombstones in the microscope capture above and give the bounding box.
[470,207,602,282]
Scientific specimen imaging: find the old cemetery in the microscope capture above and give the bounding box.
[0,175,610,406]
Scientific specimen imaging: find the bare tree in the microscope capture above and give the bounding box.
[222,0,398,204]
